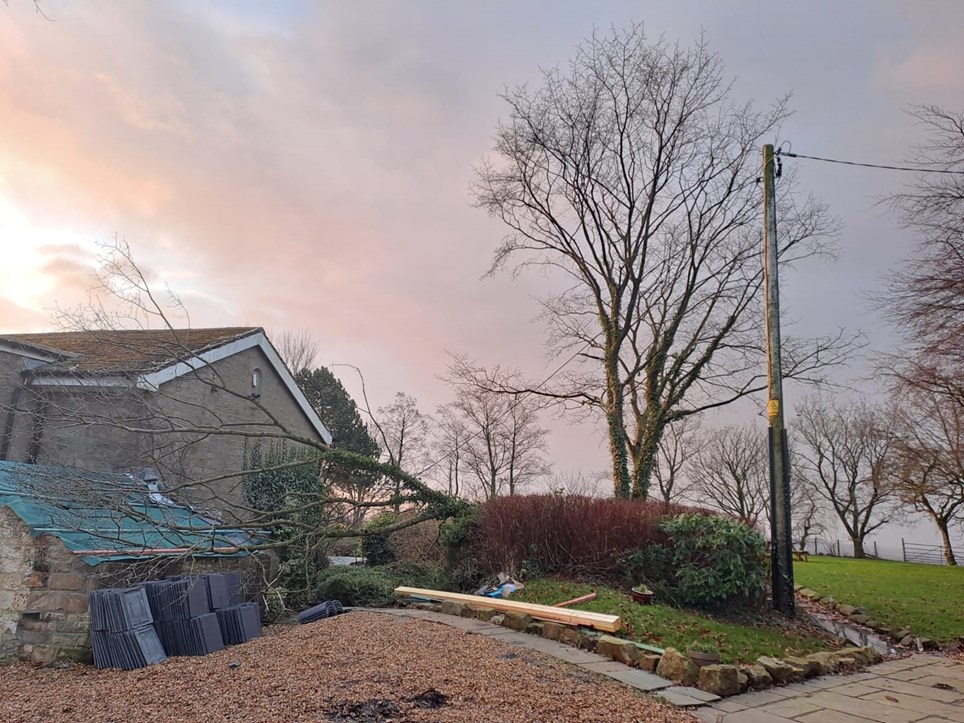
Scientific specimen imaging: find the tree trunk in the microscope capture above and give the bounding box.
[937,519,958,566]
[604,352,632,498]
[629,410,669,500]
[630,433,660,500]
[852,537,866,559]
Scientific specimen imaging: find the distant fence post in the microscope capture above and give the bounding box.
[902,538,906,562]
[874,541,878,558]
[836,540,841,557]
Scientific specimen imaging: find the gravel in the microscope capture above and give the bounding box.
[2,611,693,722]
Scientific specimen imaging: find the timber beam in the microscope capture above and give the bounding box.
[394,586,622,633]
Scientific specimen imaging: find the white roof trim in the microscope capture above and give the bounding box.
[0,339,65,363]
[27,331,333,444]
[32,375,133,387]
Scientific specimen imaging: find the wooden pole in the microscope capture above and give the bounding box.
[763,143,795,615]
[554,592,597,608]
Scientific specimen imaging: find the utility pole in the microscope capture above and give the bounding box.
[763,143,795,615]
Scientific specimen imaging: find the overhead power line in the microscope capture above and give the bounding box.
[779,149,964,176]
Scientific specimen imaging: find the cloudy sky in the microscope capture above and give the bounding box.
[2,1,963,543]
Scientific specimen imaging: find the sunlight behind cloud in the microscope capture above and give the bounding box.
[0,193,101,314]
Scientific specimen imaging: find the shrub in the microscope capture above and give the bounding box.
[315,567,399,607]
[275,542,330,610]
[468,495,708,580]
[659,513,767,611]
[388,515,444,565]
[314,562,448,607]
[359,512,398,566]
[440,506,479,564]
[261,584,288,623]
[243,442,329,610]
[438,507,483,591]
[620,543,675,587]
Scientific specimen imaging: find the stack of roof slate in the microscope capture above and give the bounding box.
[216,602,262,644]
[297,599,345,624]
[89,587,167,670]
[91,572,261,669]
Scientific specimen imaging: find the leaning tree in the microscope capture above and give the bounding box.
[5,240,464,609]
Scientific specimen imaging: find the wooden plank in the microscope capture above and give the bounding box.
[394,586,622,633]
[554,592,596,608]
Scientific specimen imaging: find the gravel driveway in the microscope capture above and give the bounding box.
[2,611,693,722]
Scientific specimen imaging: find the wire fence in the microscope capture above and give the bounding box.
[801,537,961,566]
[901,540,961,566]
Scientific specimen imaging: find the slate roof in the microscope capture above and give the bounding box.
[0,461,254,566]
[1,327,260,376]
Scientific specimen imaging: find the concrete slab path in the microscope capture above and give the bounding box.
[694,654,964,723]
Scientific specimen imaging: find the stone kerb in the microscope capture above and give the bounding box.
[408,597,888,699]
[794,583,939,652]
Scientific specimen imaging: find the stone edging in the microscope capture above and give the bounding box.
[400,599,884,699]
[795,585,939,651]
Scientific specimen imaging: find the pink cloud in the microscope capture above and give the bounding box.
[6,1,961,485]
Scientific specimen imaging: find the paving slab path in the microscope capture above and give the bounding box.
[375,607,964,721]
[694,654,964,723]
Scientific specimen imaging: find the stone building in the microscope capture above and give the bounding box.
[0,460,265,664]
[0,327,332,520]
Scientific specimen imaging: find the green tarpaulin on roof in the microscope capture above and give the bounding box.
[0,460,255,565]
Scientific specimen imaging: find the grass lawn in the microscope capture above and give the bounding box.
[794,556,964,642]
[516,578,834,664]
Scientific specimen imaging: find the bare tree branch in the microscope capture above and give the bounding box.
[274,330,319,374]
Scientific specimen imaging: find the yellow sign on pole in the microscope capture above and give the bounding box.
[768,399,780,417]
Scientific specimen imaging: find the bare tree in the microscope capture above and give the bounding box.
[375,393,431,511]
[687,424,768,529]
[440,362,551,499]
[274,329,319,374]
[431,405,469,498]
[892,384,964,565]
[542,468,608,497]
[790,473,826,553]
[881,105,964,409]
[652,415,700,504]
[795,396,898,558]
[473,24,852,499]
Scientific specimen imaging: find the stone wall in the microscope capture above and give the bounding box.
[0,506,90,663]
[0,506,33,660]
[0,504,273,664]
